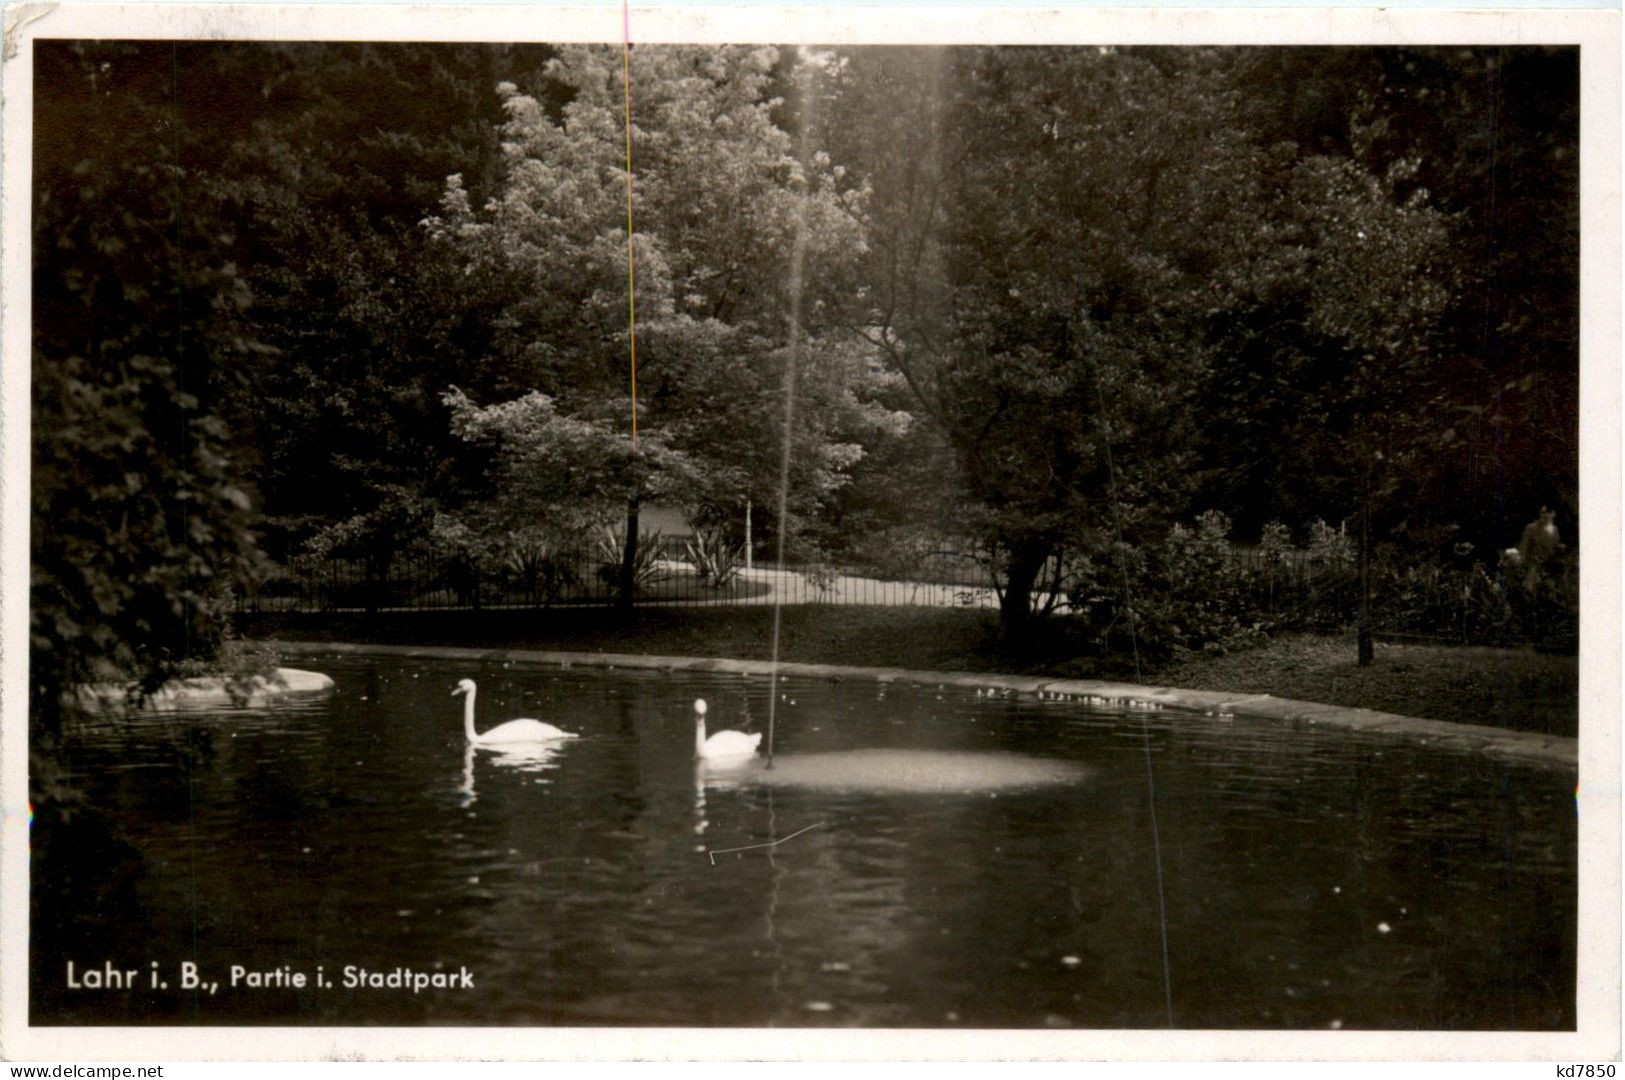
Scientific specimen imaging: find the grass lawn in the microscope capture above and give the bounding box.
[243,605,1578,739]
[1153,633,1578,738]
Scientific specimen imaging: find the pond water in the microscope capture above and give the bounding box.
[33,652,1575,1029]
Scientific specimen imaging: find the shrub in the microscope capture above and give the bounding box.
[1140,512,1270,658]
[1055,513,1271,663]
[1303,519,1358,625]
[593,526,666,594]
[504,532,578,606]
[170,636,284,706]
[1257,520,1294,564]
[424,514,504,609]
[683,525,745,588]
[802,562,840,596]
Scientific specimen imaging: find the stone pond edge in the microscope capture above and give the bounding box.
[270,640,1577,770]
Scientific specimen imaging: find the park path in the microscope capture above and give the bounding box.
[651,562,1000,610]
[248,562,999,615]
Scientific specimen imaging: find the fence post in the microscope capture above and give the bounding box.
[1357,455,1375,665]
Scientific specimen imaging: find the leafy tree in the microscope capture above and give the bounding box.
[1367,47,1578,547]
[34,42,581,675]
[427,45,882,596]
[30,43,270,729]
[827,48,1235,630]
[1205,47,1577,549]
[440,385,693,536]
[210,44,559,568]
[826,46,1451,637]
[1188,47,1573,656]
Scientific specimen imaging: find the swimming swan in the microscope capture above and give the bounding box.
[453,679,578,745]
[694,698,761,761]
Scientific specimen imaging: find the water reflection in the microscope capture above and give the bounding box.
[458,742,567,807]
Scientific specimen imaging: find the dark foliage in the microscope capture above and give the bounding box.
[31,43,270,733]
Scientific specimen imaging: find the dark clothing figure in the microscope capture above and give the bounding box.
[1516,507,1563,591]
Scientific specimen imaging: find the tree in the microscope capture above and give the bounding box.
[1203,47,1577,550]
[427,45,881,597]
[208,44,559,569]
[30,43,270,729]
[1187,47,1577,657]
[440,385,692,534]
[1368,48,1578,548]
[827,48,1242,631]
[825,46,1451,638]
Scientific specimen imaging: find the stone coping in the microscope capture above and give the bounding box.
[270,641,1577,770]
[74,667,335,712]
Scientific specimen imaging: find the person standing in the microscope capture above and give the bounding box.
[1516,506,1563,591]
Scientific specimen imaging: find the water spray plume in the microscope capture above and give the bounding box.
[621,5,638,453]
[765,57,820,768]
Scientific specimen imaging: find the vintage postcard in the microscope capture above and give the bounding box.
[1,2,1618,1063]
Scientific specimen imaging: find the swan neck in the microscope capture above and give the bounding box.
[464,686,478,742]
[694,714,706,758]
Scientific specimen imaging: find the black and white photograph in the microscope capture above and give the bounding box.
[1,3,1617,1062]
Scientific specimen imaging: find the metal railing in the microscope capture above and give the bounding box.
[236,539,1575,649]
[236,537,1001,614]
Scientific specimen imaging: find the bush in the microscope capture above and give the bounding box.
[504,532,579,606]
[1257,520,1294,564]
[1053,513,1265,662]
[1136,512,1270,659]
[422,514,505,609]
[683,525,745,588]
[801,562,840,596]
[1366,542,1575,649]
[593,526,666,593]
[171,637,284,706]
[1303,519,1359,623]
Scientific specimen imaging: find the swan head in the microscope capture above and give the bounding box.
[452,678,476,697]
[694,698,708,718]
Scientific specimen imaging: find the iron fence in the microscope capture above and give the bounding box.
[236,536,1002,614]
[237,538,1574,649]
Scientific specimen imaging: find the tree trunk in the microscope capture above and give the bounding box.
[364,548,390,619]
[999,541,1050,639]
[617,493,641,610]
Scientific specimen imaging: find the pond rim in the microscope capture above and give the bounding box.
[265,639,1577,770]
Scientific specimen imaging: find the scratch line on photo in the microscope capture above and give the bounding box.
[706,821,825,865]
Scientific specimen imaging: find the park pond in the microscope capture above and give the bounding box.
[33,652,1575,1028]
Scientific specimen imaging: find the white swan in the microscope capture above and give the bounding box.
[694,698,761,762]
[454,679,578,745]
